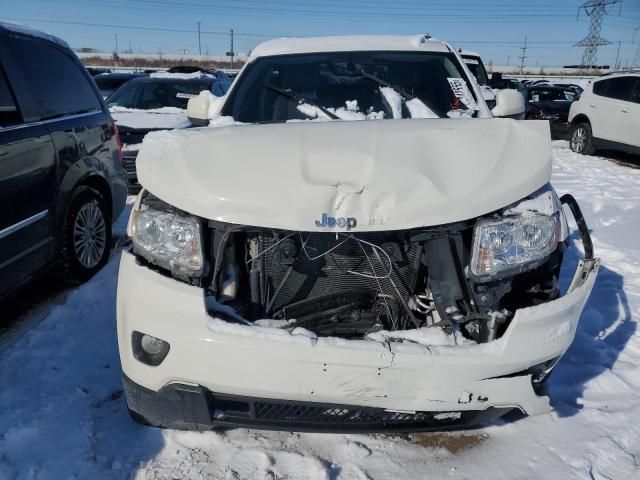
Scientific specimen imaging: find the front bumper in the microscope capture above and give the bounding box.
[117,248,599,431]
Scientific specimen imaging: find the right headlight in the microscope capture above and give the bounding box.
[131,194,204,279]
[471,212,560,278]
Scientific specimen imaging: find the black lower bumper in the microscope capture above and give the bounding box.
[123,374,512,433]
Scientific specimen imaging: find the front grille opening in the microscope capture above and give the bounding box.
[211,395,468,428]
[205,223,562,343]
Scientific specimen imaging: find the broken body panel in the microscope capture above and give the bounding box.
[117,36,598,431]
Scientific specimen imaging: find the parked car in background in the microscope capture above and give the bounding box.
[489,73,526,95]
[106,71,231,191]
[0,22,127,299]
[524,85,573,139]
[555,83,583,99]
[459,49,496,108]
[94,72,147,99]
[503,78,525,91]
[86,67,111,76]
[569,72,640,155]
[117,35,597,433]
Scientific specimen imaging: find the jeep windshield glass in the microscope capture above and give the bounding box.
[262,83,340,120]
[106,79,217,109]
[222,51,479,123]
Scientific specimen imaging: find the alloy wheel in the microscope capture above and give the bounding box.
[73,200,107,269]
[571,127,586,153]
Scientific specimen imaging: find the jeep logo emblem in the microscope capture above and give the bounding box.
[315,213,357,230]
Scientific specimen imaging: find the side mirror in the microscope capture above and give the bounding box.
[492,89,525,118]
[187,92,211,126]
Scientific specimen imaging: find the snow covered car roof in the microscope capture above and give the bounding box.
[249,35,451,60]
[0,20,69,48]
[598,70,640,79]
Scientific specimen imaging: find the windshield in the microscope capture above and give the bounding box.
[461,55,489,86]
[528,88,570,102]
[222,51,479,123]
[106,79,215,109]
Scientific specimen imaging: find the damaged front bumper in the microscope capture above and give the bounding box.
[117,247,599,431]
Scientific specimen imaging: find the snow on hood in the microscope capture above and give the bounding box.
[137,118,551,231]
[149,71,215,80]
[110,106,191,130]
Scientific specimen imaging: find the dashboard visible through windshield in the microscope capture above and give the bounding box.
[107,80,217,110]
[222,51,480,123]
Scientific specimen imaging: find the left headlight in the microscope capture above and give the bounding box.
[471,212,560,278]
[131,195,204,279]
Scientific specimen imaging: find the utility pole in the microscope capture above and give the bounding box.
[634,27,640,69]
[197,21,202,56]
[519,36,527,74]
[128,41,132,54]
[230,29,235,69]
[114,33,119,54]
[506,55,510,66]
[574,0,619,74]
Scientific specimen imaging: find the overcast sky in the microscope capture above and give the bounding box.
[2,0,639,67]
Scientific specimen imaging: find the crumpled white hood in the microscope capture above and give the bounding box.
[137,118,551,231]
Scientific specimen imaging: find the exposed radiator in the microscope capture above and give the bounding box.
[252,231,422,329]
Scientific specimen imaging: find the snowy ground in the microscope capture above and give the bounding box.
[1,142,639,480]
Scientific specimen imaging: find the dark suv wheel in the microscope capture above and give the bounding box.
[570,122,596,155]
[61,186,112,282]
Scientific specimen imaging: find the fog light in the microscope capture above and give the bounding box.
[132,331,170,366]
[141,334,165,355]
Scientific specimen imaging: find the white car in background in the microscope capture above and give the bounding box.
[459,49,497,109]
[117,35,597,432]
[568,72,640,155]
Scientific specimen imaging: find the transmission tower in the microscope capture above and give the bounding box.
[574,0,619,73]
[519,36,528,74]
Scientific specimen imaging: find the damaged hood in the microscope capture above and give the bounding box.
[137,118,551,231]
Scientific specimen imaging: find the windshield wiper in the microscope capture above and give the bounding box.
[263,83,339,120]
[358,68,443,119]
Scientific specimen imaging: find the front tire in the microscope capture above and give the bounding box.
[570,122,596,155]
[61,186,111,282]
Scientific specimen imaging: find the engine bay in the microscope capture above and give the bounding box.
[204,221,565,344]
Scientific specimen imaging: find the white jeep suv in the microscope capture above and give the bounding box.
[568,72,640,155]
[117,35,598,432]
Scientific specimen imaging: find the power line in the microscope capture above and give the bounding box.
[12,17,628,46]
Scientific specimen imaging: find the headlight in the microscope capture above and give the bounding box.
[131,195,204,278]
[471,212,560,277]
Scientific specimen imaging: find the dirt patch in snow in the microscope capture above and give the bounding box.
[395,432,488,454]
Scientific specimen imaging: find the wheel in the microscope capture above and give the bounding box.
[570,122,596,155]
[61,186,111,282]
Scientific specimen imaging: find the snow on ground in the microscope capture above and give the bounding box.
[1,143,639,479]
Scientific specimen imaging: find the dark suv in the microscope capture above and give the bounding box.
[0,23,127,299]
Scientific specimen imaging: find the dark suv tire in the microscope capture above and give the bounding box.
[61,186,112,282]
[570,122,596,155]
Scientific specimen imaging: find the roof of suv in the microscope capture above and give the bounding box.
[0,20,68,48]
[249,35,451,59]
